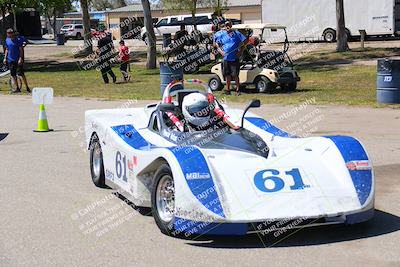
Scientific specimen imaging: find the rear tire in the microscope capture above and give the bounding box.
[323,29,336,42]
[208,75,224,91]
[90,135,106,188]
[255,76,275,93]
[151,164,176,236]
[281,82,297,91]
[76,32,82,39]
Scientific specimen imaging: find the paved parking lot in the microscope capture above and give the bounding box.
[0,95,399,266]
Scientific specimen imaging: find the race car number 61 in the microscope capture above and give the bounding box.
[254,168,310,193]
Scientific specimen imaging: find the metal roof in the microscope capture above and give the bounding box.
[233,23,286,30]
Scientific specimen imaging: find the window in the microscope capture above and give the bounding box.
[156,19,168,27]
[75,25,83,29]
[196,16,209,25]
[183,16,209,25]
[150,113,159,132]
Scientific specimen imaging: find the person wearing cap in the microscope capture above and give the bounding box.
[3,28,31,93]
[215,21,248,95]
[97,26,117,84]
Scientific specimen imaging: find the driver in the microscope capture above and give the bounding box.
[182,92,225,132]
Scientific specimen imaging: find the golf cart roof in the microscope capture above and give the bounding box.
[232,23,286,30]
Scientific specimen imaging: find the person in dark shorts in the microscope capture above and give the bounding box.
[97,27,117,84]
[215,21,247,95]
[118,40,131,82]
[3,28,30,93]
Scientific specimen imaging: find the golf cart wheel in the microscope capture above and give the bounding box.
[255,76,275,94]
[282,82,297,91]
[323,29,336,42]
[208,75,224,91]
[152,164,176,236]
[90,135,106,188]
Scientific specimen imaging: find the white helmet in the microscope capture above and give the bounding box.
[182,93,212,127]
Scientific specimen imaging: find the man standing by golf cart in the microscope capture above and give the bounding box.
[215,21,247,95]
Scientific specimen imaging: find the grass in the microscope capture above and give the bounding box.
[0,52,399,108]
[297,47,400,64]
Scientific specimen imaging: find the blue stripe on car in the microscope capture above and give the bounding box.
[246,117,293,138]
[326,136,373,206]
[169,146,225,218]
[112,125,225,218]
[112,125,153,150]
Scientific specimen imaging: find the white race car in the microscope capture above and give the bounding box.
[85,79,374,236]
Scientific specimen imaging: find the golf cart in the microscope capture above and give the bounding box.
[208,23,300,93]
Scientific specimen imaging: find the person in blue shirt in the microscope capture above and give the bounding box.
[3,28,30,93]
[215,21,248,95]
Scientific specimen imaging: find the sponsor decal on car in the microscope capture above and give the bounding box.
[346,160,372,171]
[185,172,211,180]
[128,156,138,171]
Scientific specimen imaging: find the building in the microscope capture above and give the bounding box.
[105,0,262,40]
[0,9,42,40]
[63,11,106,22]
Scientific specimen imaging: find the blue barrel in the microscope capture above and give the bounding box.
[160,61,184,96]
[56,33,65,45]
[163,34,172,48]
[377,59,400,104]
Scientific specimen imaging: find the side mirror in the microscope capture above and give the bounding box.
[248,99,261,108]
[241,99,261,128]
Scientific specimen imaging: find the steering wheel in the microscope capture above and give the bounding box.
[162,79,212,104]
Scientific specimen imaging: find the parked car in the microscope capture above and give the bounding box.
[141,13,236,44]
[60,24,84,39]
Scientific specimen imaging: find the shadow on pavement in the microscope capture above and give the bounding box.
[0,133,9,142]
[186,210,400,248]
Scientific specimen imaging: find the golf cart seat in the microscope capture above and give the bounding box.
[257,50,288,70]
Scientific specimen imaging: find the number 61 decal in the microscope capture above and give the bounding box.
[254,168,310,193]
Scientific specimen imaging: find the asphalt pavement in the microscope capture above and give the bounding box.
[0,95,399,266]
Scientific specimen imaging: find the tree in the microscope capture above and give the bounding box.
[91,0,112,11]
[114,0,126,8]
[40,0,73,40]
[91,0,126,11]
[141,0,156,69]
[336,0,349,52]
[80,0,92,54]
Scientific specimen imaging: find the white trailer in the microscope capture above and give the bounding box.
[262,0,400,42]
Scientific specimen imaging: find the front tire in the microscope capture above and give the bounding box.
[255,76,275,93]
[90,135,106,188]
[143,34,149,45]
[208,75,224,91]
[151,164,176,236]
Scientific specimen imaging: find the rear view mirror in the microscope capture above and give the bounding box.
[241,99,261,127]
[159,103,175,112]
[248,99,261,108]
